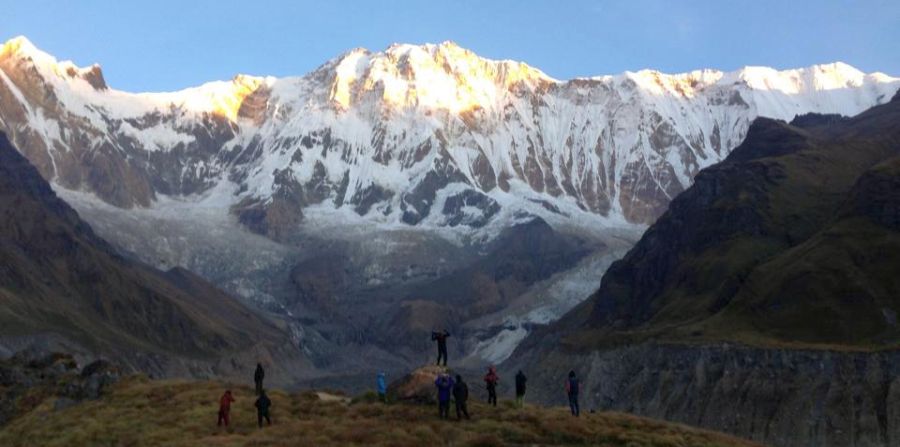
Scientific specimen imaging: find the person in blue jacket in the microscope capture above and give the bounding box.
[376,372,387,402]
[434,372,455,419]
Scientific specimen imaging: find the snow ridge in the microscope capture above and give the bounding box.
[1,35,899,234]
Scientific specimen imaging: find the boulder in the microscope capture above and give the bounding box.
[386,365,449,404]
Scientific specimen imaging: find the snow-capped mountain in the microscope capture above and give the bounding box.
[1,35,898,370]
[2,36,896,233]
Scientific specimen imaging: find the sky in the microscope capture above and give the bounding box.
[2,0,898,92]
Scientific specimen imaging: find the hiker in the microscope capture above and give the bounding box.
[217,390,235,427]
[255,389,272,427]
[483,366,499,407]
[434,372,455,419]
[431,330,450,366]
[376,372,387,402]
[566,370,580,417]
[453,374,470,420]
[515,370,527,408]
[254,363,265,395]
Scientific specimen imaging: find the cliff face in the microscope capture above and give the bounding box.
[516,343,900,447]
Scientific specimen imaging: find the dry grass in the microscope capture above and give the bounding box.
[0,377,763,447]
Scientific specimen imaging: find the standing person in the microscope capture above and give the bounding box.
[515,370,527,408]
[565,370,580,417]
[434,373,455,419]
[431,330,450,366]
[217,390,235,427]
[483,366,499,407]
[254,363,265,395]
[376,372,387,403]
[452,374,470,420]
[255,389,272,428]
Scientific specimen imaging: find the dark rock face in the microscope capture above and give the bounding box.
[789,112,850,129]
[517,343,900,447]
[442,189,500,227]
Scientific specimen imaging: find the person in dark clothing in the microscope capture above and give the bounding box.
[434,373,455,419]
[483,366,499,407]
[431,330,450,366]
[217,390,235,427]
[515,370,527,408]
[565,370,580,417]
[254,363,265,395]
[255,390,272,427]
[452,374,470,420]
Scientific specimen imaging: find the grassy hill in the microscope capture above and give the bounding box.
[0,376,761,447]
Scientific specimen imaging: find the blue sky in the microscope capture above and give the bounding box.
[2,0,898,92]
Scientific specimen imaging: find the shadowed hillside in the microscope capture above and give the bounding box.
[546,89,900,350]
[0,131,307,380]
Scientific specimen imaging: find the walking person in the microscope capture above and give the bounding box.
[254,363,265,395]
[431,330,450,366]
[434,372,455,419]
[515,370,527,408]
[376,372,387,403]
[565,370,580,417]
[255,389,272,427]
[217,390,235,427]
[452,374,470,420]
[483,366,499,407]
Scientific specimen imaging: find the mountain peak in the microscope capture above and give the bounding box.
[727,62,868,92]
[326,40,554,112]
[1,35,109,91]
[1,35,40,59]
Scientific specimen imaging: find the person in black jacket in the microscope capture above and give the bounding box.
[254,363,265,395]
[514,370,527,408]
[565,370,580,417]
[452,374,470,420]
[255,390,272,427]
[431,330,450,366]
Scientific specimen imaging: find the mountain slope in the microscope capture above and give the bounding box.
[509,92,900,447]
[553,90,900,349]
[0,131,306,379]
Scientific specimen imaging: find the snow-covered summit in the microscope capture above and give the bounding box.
[1,35,898,229]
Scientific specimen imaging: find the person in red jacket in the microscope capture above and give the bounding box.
[217,390,235,427]
[483,366,499,407]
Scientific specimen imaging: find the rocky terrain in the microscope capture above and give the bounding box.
[0,351,121,426]
[512,92,900,446]
[515,343,900,447]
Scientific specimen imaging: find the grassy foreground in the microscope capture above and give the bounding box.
[0,376,762,447]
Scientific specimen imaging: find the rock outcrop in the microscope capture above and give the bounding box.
[514,343,900,447]
[0,352,121,426]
